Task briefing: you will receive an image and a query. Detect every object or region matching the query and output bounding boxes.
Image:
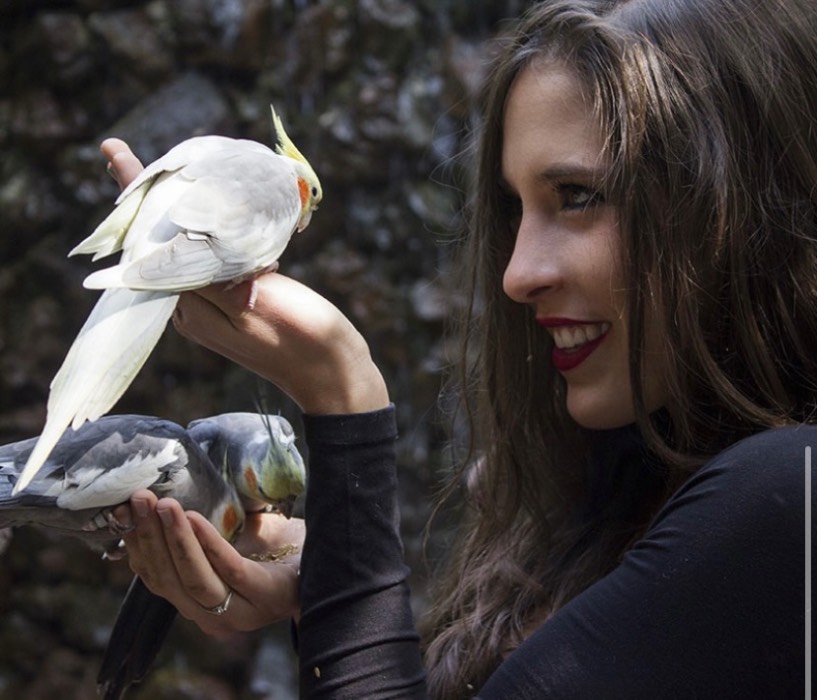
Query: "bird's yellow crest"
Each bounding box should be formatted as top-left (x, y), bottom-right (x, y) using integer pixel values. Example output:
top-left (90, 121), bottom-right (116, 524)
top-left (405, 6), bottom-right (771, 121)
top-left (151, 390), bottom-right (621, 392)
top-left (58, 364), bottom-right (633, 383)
top-left (271, 105), bottom-right (312, 169)
top-left (269, 104), bottom-right (322, 228)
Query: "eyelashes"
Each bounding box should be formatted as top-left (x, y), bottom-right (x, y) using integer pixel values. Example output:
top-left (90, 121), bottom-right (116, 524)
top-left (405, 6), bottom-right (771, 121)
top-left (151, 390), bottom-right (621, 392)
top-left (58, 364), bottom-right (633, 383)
top-left (496, 181), bottom-right (605, 226)
top-left (554, 182), bottom-right (605, 211)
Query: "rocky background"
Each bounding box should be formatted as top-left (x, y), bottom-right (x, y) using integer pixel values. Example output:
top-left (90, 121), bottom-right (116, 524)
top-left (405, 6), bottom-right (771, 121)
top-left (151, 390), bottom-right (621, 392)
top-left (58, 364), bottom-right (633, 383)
top-left (0, 0), bottom-right (534, 697)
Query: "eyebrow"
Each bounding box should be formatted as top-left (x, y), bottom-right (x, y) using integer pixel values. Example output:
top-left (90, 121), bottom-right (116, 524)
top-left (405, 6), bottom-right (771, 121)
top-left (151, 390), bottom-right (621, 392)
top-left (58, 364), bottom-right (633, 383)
top-left (499, 163), bottom-right (608, 193)
top-left (535, 163), bottom-right (608, 183)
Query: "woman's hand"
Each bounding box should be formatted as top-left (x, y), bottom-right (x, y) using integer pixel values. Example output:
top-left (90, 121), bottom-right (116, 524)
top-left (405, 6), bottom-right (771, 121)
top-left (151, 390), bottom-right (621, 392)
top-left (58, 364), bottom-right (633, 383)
top-left (173, 274), bottom-right (389, 414)
top-left (116, 491), bottom-right (304, 635)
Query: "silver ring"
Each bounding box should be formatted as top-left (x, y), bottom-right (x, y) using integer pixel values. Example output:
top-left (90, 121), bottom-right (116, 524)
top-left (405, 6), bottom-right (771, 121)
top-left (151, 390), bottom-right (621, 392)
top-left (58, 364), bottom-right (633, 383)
top-left (200, 588), bottom-right (233, 615)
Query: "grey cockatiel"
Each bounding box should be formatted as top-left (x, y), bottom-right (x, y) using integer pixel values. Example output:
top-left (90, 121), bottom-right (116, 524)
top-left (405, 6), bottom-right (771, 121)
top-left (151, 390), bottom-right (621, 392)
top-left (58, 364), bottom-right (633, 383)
top-left (0, 415), bottom-right (241, 555)
top-left (0, 411), bottom-right (306, 699)
top-left (14, 106), bottom-right (322, 495)
top-left (0, 412), bottom-right (305, 548)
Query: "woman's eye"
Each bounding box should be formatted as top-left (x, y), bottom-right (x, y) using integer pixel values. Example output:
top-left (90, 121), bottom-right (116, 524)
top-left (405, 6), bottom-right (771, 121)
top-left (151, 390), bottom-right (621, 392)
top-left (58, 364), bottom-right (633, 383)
top-left (557, 183), bottom-right (603, 211)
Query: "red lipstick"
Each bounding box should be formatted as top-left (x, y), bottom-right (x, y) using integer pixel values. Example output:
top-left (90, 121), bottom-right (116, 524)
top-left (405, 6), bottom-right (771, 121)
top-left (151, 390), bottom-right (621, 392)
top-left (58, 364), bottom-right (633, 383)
top-left (536, 318), bottom-right (610, 372)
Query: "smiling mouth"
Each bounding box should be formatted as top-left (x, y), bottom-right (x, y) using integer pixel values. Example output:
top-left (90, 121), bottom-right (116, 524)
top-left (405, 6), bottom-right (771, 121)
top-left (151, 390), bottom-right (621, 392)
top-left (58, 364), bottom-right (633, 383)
top-left (539, 321), bottom-right (611, 372)
top-left (549, 322), bottom-right (610, 350)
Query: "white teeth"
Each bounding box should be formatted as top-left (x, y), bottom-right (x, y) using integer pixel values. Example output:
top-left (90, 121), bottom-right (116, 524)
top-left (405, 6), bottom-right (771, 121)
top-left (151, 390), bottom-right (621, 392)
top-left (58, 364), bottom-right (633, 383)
top-left (549, 322), bottom-right (610, 350)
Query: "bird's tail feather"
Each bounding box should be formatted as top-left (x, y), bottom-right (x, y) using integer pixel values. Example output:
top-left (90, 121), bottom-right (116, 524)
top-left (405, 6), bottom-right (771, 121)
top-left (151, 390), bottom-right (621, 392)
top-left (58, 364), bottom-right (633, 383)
top-left (13, 288), bottom-right (178, 494)
top-left (98, 576), bottom-right (178, 700)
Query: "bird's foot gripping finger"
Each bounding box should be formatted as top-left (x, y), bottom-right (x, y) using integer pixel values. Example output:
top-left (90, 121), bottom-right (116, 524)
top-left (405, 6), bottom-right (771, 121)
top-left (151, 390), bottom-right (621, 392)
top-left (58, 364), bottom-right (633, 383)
top-left (82, 508), bottom-right (135, 536)
top-left (224, 262), bottom-right (279, 291)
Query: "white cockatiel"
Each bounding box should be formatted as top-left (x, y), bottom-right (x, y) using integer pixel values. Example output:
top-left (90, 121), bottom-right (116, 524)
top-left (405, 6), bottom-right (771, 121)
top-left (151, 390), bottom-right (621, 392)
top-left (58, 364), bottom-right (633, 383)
top-left (14, 106), bottom-right (321, 495)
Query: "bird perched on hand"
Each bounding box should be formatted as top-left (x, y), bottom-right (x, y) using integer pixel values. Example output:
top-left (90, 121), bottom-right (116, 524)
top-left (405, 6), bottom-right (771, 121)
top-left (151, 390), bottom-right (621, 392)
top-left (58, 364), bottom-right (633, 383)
top-left (0, 414), bottom-right (241, 556)
top-left (0, 411), bottom-right (306, 699)
top-left (14, 105), bottom-right (322, 495)
top-left (0, 411), bottom-right (305, 550)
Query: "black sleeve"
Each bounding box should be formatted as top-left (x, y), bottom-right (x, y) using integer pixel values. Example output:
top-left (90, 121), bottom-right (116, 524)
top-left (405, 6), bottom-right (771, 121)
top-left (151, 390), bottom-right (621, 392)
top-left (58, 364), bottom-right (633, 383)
top-left (297, 410), bottom-right (808, 700)
top-left (476, 426), bottom-right (809, 699)
top-left (297, 406), bottom-right (427, 699)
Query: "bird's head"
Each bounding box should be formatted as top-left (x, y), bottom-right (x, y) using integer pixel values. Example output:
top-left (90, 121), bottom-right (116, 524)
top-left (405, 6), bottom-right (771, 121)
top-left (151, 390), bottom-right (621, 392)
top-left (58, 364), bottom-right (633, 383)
top-left (270, 104), bottom-right (322, 233)
top-left (247, 413), bottom-right (306, 518)
top-left (189, 412), bottom-right (306, 518)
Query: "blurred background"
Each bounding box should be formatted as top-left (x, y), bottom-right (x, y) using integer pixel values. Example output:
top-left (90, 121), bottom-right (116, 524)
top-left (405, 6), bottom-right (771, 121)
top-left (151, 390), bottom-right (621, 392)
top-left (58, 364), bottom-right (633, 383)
top-left (0, 0), bottom-right (533, 697)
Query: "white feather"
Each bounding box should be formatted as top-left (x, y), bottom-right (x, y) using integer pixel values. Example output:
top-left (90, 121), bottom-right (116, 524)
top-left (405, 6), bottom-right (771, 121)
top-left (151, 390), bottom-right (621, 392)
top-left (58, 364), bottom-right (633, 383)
top-left (56, 441), bottom-right (181, 511)
top-left (15, 289), bottom-right (178, 492)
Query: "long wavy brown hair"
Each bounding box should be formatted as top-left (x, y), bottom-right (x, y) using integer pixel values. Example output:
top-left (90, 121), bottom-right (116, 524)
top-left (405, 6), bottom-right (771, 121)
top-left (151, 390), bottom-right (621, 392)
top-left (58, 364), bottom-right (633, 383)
top-left (421, 0), bottom-right (817, 697)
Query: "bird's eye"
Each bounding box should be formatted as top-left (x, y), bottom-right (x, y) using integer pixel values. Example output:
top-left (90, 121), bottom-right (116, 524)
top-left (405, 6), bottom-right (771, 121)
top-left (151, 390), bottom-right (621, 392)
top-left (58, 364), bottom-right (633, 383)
top-left (311, 187), bottom-right (319, 198)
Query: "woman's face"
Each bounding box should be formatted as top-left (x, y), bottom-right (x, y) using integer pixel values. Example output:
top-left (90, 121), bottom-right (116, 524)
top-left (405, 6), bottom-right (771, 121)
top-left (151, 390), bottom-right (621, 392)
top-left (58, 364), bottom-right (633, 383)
top-left (501, 63), bottom-right (668, 429)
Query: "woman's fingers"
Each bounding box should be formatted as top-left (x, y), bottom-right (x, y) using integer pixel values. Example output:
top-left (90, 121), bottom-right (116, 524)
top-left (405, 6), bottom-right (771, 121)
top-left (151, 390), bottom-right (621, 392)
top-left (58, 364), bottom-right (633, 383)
top-left (120, 491), bottom-right (182, 596)
top-left (123, 493), bottom-right (240, 627)
top-left (152, 500), bottom-right (234, 614)
top-left (121, 492), bottom-right (179, 588)
top-left (100, 137), bottom-right (144, 189)
top-left (233, 511), bottom-right (305, 559)
top-left (188, 512), bottom-right (301, 621)
top-left (121, 491), bottom-right (302, 634)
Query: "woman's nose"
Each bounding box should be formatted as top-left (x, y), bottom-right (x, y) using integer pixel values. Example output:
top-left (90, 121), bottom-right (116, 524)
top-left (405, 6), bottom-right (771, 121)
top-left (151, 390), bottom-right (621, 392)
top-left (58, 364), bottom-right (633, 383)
top-left (502, 216), bottom-right (561, 304)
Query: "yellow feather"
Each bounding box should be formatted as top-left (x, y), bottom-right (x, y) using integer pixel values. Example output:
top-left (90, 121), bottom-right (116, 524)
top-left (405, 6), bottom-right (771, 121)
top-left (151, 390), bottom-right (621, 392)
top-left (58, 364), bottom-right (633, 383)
top-left (270, 104), bottom-right (309, 166)
top-left (269, 104), bottom-right (323, 213)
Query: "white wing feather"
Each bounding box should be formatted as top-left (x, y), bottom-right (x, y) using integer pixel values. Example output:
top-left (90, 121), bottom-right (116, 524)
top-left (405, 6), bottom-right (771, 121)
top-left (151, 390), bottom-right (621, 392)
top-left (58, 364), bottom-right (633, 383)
top-left (15, 288), bottom-right (178, 493)
top-left (56, 440), bottom-right (181, 511)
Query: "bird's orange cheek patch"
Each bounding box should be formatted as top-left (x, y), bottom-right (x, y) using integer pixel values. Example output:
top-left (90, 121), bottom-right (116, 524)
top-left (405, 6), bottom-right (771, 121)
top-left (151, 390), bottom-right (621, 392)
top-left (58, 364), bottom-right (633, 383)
top-left (222, 504), bottom-right (240, 539)
top-left (297, 177), bottom-right (310, 208)
top-left (243, 465), bottom-right (258, 493)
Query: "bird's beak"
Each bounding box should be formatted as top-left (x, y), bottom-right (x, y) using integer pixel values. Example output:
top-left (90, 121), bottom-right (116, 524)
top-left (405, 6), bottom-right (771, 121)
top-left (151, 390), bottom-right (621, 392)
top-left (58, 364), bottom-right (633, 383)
top-left (278, 494), bottom-right (297, 519)
top-left (296, 209), bottom-right (313, 232)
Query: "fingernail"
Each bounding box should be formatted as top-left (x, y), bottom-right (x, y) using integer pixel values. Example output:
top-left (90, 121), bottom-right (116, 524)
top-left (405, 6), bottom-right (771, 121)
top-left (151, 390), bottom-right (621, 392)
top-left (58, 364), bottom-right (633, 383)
top-left (158, 508), bottom-right (174, 527)
top-left (133, 499), bottom-right (148, 518)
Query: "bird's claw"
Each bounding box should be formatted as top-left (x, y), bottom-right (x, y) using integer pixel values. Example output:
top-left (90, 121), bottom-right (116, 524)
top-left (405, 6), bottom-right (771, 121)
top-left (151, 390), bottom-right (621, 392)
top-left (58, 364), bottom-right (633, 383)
top-left (82, 508), bottom-right (134, 536)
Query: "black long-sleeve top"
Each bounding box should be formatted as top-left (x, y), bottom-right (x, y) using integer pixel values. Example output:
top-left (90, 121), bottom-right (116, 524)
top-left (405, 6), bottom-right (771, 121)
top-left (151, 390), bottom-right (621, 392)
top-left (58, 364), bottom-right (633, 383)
top-left (298, 406), bottom-right (809, 698)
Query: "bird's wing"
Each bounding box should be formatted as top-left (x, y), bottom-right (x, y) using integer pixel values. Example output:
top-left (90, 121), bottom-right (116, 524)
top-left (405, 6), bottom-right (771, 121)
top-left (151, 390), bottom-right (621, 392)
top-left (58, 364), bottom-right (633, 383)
top-left (69, 135), bottom-right (240, 262)
top-left (69, 180), bottom-right (152, 261)
top-left (170, 145), bottom-right (300, 245)
top-left (82, 147), bottom-right (302, 292)
top-left (83, 232), bottom-right (224, 292)
top-left (56, 433), bottom-right (184, 511)
top-left (0, 440), bottom-right (45, 506)
top-left (3, 416), bottom-right (185, 509)
top-left (114, 135), bottom-right (241, 205)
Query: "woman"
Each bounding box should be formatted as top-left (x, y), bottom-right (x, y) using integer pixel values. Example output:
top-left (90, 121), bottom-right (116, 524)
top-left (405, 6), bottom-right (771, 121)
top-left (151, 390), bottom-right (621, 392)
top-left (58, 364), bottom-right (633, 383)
top-left (114, 0), bottom-right (813, 696)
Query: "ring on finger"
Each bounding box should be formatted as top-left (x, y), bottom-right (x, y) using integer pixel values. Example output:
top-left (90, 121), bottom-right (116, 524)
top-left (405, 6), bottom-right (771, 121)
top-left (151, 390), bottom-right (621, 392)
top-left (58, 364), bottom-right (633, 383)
top-left (199, 587), bottom-right (233, 616)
